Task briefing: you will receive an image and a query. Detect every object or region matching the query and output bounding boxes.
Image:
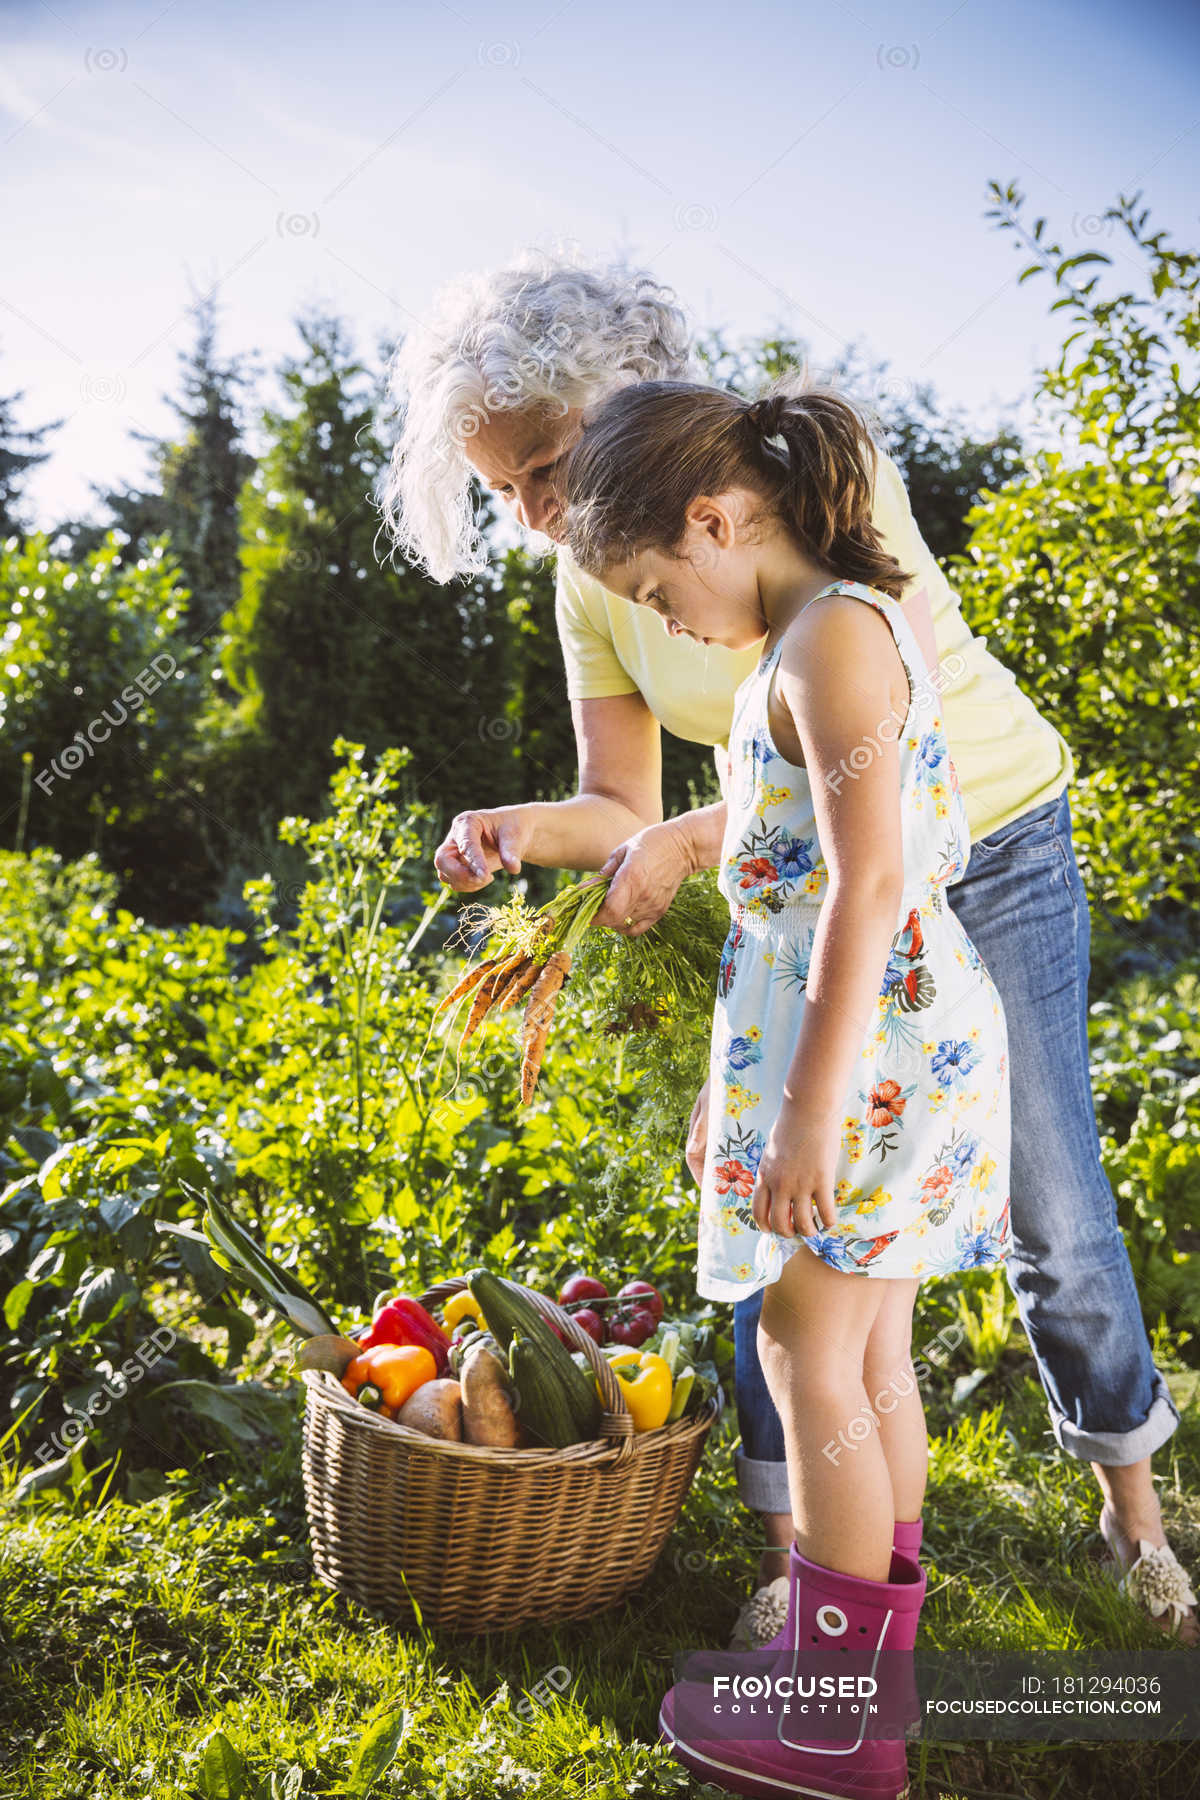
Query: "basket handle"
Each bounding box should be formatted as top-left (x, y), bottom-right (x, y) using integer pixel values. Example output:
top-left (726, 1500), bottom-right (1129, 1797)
top-left (416, 1274), bottom-right (634, 1438)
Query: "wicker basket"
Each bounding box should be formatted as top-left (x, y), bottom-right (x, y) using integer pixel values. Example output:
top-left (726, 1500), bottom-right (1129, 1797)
top-left (301, 1274), bottom-right (719, 1629)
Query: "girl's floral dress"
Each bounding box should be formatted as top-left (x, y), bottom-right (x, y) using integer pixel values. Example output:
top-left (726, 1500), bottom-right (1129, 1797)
top-left (697, 579), bottom-right (1011, 1297)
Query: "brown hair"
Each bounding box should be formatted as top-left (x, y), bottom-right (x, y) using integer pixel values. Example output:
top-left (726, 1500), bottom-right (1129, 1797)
top-left (563, 378), bottom-right (914, 600)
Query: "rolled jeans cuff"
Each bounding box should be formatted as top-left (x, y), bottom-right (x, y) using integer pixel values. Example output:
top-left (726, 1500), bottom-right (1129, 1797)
top-left (1050, 1369), bottom-right (1181, 1467)
top-left (736, 1444), bottom-right (792, 1515)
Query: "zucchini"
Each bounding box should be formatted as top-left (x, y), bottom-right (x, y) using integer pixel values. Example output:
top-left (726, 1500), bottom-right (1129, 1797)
top-left (508, 1332), bottom-right (581, 1448)
top-left (466, 1269), bottom-right (601, 1439)
top-left (448, 1327), bottom-right (499, 1379)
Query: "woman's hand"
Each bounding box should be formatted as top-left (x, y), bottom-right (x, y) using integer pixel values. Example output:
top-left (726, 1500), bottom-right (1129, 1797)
top-left (593, 820), bottom-right (695, 936)
top-left (750, 1104), bottom-right (841, 1240)
top-left (685, 1078), bottom-right (710, 1186)
top-left (434, 808), bottom-right (534, 892)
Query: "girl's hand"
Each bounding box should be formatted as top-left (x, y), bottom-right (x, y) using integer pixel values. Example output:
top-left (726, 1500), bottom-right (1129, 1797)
top-left (434, 808), bottom-right (533, 891)
top-left (593, 821), bottom-right (694, 936)
top-left (751, 1105), bottom-right (841, 1239)
top-left (685, 1078), bottom-right (710, 1186)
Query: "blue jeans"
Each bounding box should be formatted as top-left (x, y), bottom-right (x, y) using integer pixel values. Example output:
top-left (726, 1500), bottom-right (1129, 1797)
top-left (733, 787), bottom-right (1181, 1515)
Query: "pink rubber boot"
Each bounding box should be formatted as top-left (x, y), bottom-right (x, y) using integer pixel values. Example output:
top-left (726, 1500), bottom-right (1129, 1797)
top-left (891, 1518), bottom-right (923, 1564)
top-left (685, 1518), bottom-right (924, 1681)
top-left (660, 1540), bottom-right (927, 1800)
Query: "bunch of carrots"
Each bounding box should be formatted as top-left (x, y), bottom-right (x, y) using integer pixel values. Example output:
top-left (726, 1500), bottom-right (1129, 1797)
top-left (434, 877), bottom-right (609, 1103)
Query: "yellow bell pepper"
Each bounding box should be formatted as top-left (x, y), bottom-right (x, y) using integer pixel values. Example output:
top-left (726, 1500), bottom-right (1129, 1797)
top-left (604, 1349), bottom-right (674, 1433)
top-left (443, 1290), bottom-right (487, 1332)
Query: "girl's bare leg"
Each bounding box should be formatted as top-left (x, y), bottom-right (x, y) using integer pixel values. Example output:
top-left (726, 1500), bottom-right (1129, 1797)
top-left (863, 1276), bottom-right (926, 1526)
top-left (758, 1247), bottom-right (896, 1582)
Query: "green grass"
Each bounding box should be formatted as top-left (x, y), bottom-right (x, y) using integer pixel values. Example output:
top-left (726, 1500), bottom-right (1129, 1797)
top-left (1, 1355), bottom-right (1197, 1800)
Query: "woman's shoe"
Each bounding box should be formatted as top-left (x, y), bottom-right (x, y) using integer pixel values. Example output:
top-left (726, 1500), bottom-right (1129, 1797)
top-left (660, 1540), bottom-right (927, 1800)
top-left (1099, 1504), bottom-right (1198, 1645)
top-left (729, 1573), bottom-right (792, 1653)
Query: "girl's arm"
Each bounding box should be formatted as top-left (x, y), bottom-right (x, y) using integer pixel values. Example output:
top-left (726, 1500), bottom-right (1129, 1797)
top-left (751, 596), bottom-right (907, 1240)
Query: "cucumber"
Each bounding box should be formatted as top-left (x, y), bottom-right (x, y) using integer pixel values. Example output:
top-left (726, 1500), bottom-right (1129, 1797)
top-left (467, 1269), bottom-right (601, 1439)
top-left (509, 1332), bottom-right (582, 1448)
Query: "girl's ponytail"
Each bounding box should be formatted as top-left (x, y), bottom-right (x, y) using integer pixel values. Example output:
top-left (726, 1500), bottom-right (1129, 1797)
top-left (565, 377), bottom-right (914, 601)
top-left (742, 387), bottom-right (912, 598)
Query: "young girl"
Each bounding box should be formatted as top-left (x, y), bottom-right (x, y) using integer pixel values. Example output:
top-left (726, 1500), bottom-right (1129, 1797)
top-left (564, 380), bottom-right (1012, 1800)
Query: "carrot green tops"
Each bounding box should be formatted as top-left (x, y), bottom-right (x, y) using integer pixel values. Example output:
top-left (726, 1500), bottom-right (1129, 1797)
top-left (554, 450), bottom-right (1072, 841)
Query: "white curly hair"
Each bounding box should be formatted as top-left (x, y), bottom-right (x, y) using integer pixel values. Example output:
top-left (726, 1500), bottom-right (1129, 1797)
top-left (374, 249), bottom-right (694, 584)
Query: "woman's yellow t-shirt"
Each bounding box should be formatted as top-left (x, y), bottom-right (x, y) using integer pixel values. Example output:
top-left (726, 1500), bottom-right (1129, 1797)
top-left (554, 451), bottom-right (1072, 843)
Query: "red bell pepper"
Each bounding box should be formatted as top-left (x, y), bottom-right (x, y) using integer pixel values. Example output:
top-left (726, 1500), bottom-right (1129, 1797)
top-left (360, 1295), bottom-right (451, 1372)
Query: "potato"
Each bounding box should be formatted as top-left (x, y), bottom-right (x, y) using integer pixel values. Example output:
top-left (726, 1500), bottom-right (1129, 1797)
top-left (461, 1343), bottom-right (525, 1448)
top-left (394, 1377), bottom-right (463, 1441)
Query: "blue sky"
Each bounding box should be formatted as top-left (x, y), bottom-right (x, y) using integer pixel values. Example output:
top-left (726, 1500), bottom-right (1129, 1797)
top-left (4, 0), bottom-right (1198, 530)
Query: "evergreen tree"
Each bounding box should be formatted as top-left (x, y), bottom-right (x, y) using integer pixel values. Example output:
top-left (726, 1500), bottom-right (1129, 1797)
top-left (499, 545), bottom-right (574, 800)
top-left (220, 310), bottom-right (517, 837)
top-left (57, 486), bottom-right (171, 564)
top-left (0, 364), bottom-right (61, 539)
top-left (88, 291), bottom-right (255, 647)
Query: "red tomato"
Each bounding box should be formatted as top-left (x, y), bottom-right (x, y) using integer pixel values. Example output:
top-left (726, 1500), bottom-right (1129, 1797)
top-left (617, 1280), bottom-right (664, 1325)
top-left (559, 1274), bottom-right (609, 1307)
top-left (571, 1307), bottom-right (606, 1345)
top-left (609, 1305), bottom-right (657, 1348)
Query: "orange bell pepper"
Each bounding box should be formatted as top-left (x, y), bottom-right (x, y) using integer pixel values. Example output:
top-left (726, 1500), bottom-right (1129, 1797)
top-left (342, 1343), bottom-right (436, 1412)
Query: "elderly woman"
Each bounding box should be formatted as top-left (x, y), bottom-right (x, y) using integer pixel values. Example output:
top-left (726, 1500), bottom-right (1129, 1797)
top-left (378, 253), bottom-right (1196, 1648)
